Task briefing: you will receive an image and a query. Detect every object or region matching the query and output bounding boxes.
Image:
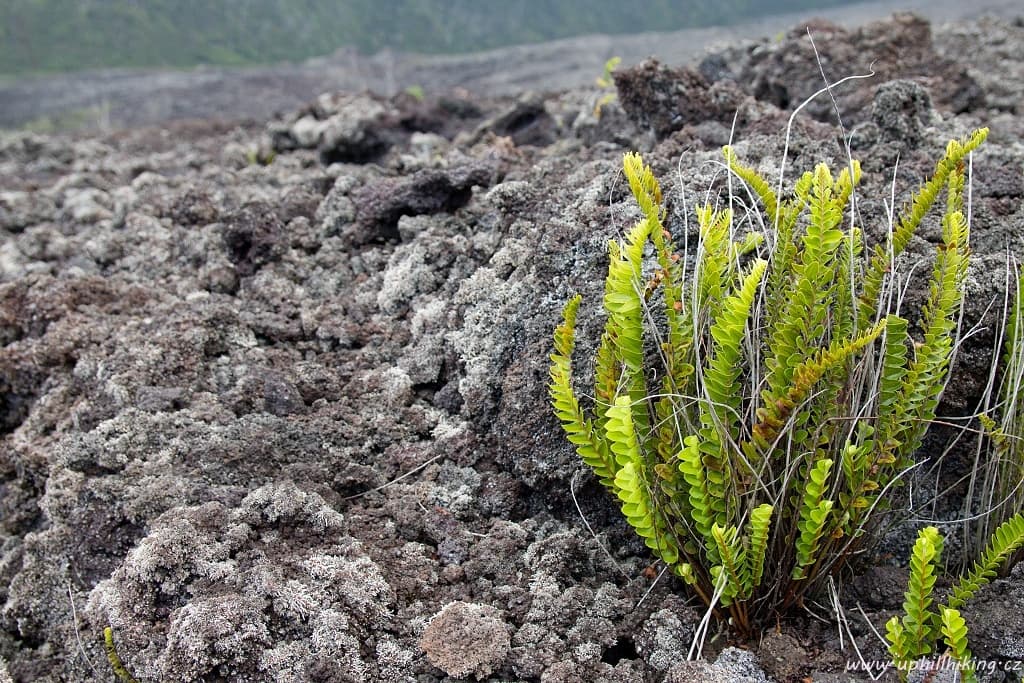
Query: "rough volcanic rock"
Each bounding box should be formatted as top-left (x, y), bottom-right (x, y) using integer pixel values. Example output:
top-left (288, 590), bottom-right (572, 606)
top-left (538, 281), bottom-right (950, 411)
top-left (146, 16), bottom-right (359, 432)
top-left (713, 12), bottom-right (985, 126)
top-left (1, 11), bottom-right (1023, 683)
top-left (350, 162), bottom-right (498, 245)
top-left (268, 92), bottom-right (398, 164)
top-left (848, 78), bottom-right (941, 150)
top-left (84, 482), bottom-right (394, 681)
top-left (613, 59), bottom-right (746, 138)
top-left (664, 648), bottom-right (772, 683)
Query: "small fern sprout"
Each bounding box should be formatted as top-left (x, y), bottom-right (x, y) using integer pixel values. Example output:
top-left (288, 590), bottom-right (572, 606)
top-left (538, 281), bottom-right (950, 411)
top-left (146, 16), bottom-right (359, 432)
top-left (884, 525), bottom-right (944, 681)
top-left (886, 515), bottom-right (1024, 682)
top-left (939, 608), bottom-right (976, 683)
top-left (104, 627), bottom-right (138, 683)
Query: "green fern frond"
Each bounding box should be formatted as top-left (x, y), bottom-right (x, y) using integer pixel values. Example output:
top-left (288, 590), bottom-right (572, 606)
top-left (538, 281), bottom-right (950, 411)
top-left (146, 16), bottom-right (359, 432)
top-left (649, 201), bottom-right (692, 399)
top-left (839, 427), bottom-right (874, 495)
top-left (939, 608), bottom-right (976, 683)
top-left (549, 295), bottom-right (617, 487)
top-left (608, 395), bottom-right (683, 565)
top-left (946, 159), bottom-right (966, 219)
top-left (732, 231), bottom-right (764, 259)
top-left (762, 164), bottom-right (850, 416)
top-left (104, 627), bottom-right (139, 683)
top-left (605, 395), bottom-right (641, 471)
top-left (881, 205), bottom-right (970, 466)
top-left (722, 146), bottom-right (812, 330)
top-left (769, 175), bottom-right (812, 325)
top-left (691, 260), bottom-right (765, 527)
top-left (947, 512), bottom-right (1024, 611)
top-left (593, 332), bottom-right (621, 425)
top-left (615, 460), bottom-right (680, 566)
top-left (833, 160), bottom-right (862, 209)
top-left (901, 526), bottom-right (943, 660)
top-left (604, 225), bottom-right (647, 377)
top-left (679, 434), bottom-right (719, 563)
top-left (790, 319), bottom-right (886, 399)
top-left (878, 315), bottom-right (910, 419)
top-left (711, 523), bottom-right (746, 605)
top-left (623, 151), bottom-right (663, 221)
top-left (604, 219), bottom-right (652, 434)
top-left (704, 259), bottom-right (768, 430)
top-left (885, 615), bottom-right (910, 675)
top-left (792, 458), bottom-right (835, 580)
top-left (653, 396), bottom-right (683, 463)
top-left (695, 205), bottom-right (735, 314)
top-left (805, 163), bottom-right (845, 257)
top-left (858, 128), bottom-right (988, 327)
top-left (744, 504), bottom-right (773, 595)
top-left (723, 145), bottom-right (781, 226)
top-left (837, 428), bottom-right (881, 536)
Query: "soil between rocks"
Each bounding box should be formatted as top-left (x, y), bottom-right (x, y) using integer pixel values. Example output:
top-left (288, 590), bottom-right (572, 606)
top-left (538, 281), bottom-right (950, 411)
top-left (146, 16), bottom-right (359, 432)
top-left (1, 10), bottom-right (1024, 683)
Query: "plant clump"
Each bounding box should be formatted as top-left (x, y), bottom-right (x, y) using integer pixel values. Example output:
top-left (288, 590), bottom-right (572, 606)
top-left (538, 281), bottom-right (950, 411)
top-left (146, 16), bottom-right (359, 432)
top-left (549, 128), bottom-right (988, 637)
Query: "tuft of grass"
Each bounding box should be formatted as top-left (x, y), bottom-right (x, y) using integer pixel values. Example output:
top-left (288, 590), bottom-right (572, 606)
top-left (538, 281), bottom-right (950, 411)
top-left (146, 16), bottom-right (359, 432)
top-left (965, 260), bottom-right (1024, 569)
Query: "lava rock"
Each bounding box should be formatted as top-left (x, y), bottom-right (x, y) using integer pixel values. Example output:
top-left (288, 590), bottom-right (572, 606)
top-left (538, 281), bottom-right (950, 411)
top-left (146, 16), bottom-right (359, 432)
top-left (613, 58), bottom-right (744, 138)
top-left (221, 201), bottom-right (285, 276)
top-left (350, 162), bottom-right (496, 245)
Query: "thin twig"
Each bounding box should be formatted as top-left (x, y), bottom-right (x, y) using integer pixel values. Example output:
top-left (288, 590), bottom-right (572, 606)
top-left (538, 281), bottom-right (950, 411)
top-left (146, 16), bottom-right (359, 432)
top-left (570, 469), bottom-right (628, 579)
top-left (341, 453), bottom-right (444, 501)
top-left (67, 582), bottom-right (102, 680)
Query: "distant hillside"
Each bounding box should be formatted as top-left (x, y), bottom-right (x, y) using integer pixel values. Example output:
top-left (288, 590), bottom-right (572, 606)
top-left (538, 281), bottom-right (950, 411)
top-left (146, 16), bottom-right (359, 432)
top-left (0, 0), bottom-right (863, 76)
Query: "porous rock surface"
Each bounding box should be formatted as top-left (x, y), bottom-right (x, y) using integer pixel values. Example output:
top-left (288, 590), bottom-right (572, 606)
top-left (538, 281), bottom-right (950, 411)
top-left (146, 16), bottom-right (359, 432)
top-left (2, 12), bottom-right (1024, 683)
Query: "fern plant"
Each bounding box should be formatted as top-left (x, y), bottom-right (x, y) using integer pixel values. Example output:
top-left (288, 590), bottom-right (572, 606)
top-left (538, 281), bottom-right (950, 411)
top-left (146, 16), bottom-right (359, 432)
top-left (594, 55), bottom-right (621, 118)
top-left (550, 129), bottom-right (988, 636)
top-left (886, 514), bottom-right (1024, 683)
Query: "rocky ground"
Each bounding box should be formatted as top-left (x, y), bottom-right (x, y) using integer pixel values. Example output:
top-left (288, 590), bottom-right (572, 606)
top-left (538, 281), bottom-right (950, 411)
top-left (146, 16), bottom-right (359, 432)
top-left (1, 10), bottom-right (1024, 683)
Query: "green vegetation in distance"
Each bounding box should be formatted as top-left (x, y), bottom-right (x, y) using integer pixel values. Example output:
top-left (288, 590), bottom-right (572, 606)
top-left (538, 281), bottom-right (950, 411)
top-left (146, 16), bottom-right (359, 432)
top-left (11, 103), bottom-right (110, 134)
top-left (1, 0), bottom-right (861, 76)
top-left (593, 56), bottom-right (621, 118)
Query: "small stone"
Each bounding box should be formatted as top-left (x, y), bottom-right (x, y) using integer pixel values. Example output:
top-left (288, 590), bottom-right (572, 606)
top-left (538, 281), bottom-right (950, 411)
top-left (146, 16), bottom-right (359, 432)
top-left (420, 601), bottom-right (510, 680)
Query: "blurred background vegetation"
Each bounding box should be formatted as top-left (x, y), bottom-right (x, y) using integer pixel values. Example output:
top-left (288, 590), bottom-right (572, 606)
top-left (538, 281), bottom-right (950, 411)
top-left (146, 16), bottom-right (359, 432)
top-left (1, 0), bottom-right (860, 76)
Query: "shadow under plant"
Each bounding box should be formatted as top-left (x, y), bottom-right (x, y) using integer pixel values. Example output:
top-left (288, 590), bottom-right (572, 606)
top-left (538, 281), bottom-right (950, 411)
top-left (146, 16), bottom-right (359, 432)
top-left (1, 11), bottom-right (1024, 683)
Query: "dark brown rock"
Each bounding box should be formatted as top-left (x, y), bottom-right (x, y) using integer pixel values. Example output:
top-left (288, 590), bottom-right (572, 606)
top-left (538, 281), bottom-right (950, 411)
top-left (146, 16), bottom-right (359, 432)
top-left (613, 58), bottom-right (745, 138)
